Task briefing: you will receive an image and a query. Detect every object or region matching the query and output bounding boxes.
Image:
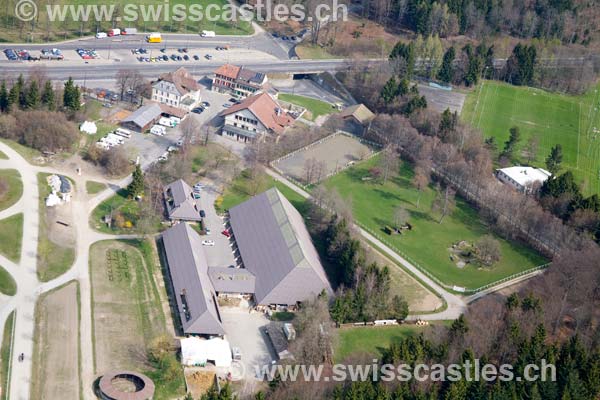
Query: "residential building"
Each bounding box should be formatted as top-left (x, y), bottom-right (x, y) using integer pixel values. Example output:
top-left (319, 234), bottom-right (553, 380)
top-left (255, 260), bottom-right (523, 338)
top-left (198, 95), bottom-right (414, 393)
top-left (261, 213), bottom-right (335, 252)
top-left (120, 103), bottom-right (162, 132)
top-left (220, 92), bottom-right (295, 143)
top-left (163, 179), bottom-right (202, 221)
top-left (212, 64), bottom-right (267, 99)
top-left (152, 67), bottom-right (201, 111)
top-left (496, 166), bottom-right (552, 193)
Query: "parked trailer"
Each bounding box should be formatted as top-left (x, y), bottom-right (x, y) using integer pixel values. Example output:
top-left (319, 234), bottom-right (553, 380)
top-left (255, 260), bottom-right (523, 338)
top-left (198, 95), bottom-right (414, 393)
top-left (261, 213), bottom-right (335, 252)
top-left (108, 28), bottom-right (121, 37)
top-left (150, 125), bottom-right (166, 136)
top-left (158, 117), bottom-right (176, 128)
top-left (114, 128), bottom-right (132, 138)
top-left (122, 28), bottom-right (138, 35)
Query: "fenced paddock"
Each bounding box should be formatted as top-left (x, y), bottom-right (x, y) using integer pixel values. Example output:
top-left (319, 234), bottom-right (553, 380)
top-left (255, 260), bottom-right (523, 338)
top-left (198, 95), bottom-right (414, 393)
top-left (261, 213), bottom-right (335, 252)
top-left (272, 132), bottom-right (379, 185)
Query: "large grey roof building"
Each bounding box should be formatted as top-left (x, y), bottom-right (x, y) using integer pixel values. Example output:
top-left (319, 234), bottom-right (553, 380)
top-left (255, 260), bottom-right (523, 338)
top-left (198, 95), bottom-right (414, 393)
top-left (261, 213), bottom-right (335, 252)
top-left (121, 103), bottom-right (162, 132)
top-left (162, 223), bottom-right (224, 336)
top-left (228, 188), bottom-right (332, 305)
top-left (163, 179), bottom-right (202, 221)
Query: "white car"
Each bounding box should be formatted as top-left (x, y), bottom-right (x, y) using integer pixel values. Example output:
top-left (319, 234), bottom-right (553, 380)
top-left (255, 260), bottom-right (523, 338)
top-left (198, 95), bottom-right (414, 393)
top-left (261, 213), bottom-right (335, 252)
top-left (202, 240), bottom-right (215, 246)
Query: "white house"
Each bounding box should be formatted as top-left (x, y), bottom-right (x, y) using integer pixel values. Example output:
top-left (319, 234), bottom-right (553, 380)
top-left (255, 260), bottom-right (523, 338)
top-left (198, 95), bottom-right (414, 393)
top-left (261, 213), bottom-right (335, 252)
top-left (496, 166), bottom-right (552, 193)
top-left (79, 121), bottom-right (97, 135)
top-left (152, 67), bottom-right (201, 111)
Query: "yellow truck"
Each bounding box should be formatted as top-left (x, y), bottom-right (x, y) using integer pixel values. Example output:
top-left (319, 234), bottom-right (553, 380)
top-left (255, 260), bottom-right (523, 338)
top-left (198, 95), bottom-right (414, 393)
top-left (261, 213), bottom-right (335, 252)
top-left (146, 32), bottom-right (162, 43)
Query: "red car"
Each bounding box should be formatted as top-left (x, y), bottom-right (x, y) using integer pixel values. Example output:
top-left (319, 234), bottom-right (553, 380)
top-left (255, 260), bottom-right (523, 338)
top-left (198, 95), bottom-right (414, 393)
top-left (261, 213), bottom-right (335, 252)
top-left (221, 229), bottom-right (231, 238)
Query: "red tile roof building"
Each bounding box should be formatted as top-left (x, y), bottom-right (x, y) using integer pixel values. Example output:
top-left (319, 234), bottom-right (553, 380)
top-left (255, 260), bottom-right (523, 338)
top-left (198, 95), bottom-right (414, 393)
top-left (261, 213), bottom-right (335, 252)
top-left (212, 64), bottom-right (267, 99)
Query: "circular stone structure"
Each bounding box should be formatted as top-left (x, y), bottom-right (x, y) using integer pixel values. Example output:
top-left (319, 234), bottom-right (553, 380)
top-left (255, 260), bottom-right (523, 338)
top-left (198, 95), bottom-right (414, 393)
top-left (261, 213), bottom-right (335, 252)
top-left (98, 371), bottom-right (155, 400)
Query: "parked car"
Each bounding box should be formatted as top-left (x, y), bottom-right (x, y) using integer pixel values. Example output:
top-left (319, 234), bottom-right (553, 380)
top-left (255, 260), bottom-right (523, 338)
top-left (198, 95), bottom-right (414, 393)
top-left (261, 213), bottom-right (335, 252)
top-left (202, 240), bottom-right (215, 246)
top-left (223, 103), bottom-right (232, 108)
top-left (232, 347), bottom-right (242, 360)
top-left (199, 210), bottom-right (206, 218)
top-left (191, 107), bottom-right (204, 114)
top-left (193, 54), bottom-right (200, 60)
top-left (183, 55), bottom-right (189, 61)
top-left (202, 101), bottom-right (211, 108)
top-left (205, 228), bottom-right (211, 235)
top-left (221, 229), bottom-right (231, 238)
top-left (205, 54), bottom-right (213, 60)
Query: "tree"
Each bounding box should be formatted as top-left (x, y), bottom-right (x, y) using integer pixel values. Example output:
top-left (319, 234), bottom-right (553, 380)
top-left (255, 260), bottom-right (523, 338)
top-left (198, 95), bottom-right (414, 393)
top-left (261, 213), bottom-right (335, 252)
top-left (502, 126), bottom-right (521, 158)
top-left (393, 206), bottom-right (410, 229)
top-left (127, 164), bottom-right (145, 198)
top-left (437, 46), bottom-right (456, 83)
top-left (380, 77), bottom-right (399, 104)
top-left (431, 184), bottom-right (456, 223)
top-left (412, 166), bottom-right (430, 208)
top-left (391, 295), bottom-right (409, 321)
top-left (379, 145), bottom-right (400, 183)
top-left (546, 144), bottom-right (563, 174)
top-left (524, 135), bottom-right (540, 164)
top-left (475, 234), bottom-right (502, 266)
top-left (0, 81), bottom-right (8, 113)
top-left (41, 81), bottom-right (55, 110)
top-left (63, 77), bottom-right (80, 112)
top-left (25, 80), bottom-right (40, 109)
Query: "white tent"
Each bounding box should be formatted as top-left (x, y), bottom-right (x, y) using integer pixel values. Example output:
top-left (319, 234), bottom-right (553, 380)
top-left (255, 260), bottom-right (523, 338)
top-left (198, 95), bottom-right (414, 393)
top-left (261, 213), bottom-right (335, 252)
top-left (80, 121), bottom-right (98, 135)
top-left (180, 337), bottom-right (232, 368)
top-left (45, 192), bottom-right (62, 207)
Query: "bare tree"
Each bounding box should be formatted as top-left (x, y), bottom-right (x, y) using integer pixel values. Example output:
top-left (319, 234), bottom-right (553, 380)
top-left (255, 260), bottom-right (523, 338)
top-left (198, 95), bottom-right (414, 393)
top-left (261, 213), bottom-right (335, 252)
top-left (379, 145), bottom-right (400, 183)
top-left (475, 235), bottom-right (502, 266)
top-left (393, 206), bottom-right (410, 229)
top-left (431, 184), bottom-right (456, 224)
top-left (412, 166), bottom-right (430, 208)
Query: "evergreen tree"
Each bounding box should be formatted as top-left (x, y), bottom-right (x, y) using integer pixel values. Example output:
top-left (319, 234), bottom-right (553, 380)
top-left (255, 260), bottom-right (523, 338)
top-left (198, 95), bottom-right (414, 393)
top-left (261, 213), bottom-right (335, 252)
top-left (7, 84), bottom-right (18, 110)
top-left (41, 81), bottom-right (55, 110)
top-left (25, 80), bottom-right (40, 109)
top-left (0, 81), bottom-right (8, 113)
top-left (381, 77), bottom-right (399, 104)
top-left (437, 46), bottom-right (456, 83)
top-left (63, 77), bottom-right (81, 112)
top-left (546, 144), bottom-right (564, 174)
top-left (501, 126), bottom-right (521, 158)
top-left (127, 164), bottom-right (145, 198)
top-left (15, 74), bottom-right (26, 109)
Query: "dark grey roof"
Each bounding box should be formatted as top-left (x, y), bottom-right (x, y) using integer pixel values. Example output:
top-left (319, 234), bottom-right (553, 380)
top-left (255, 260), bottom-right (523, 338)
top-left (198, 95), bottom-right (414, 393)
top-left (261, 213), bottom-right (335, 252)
top-left (122, 103), bottom-right (162, 128)
top-left (208, 267), bottom-right (256, 294)
top-left (59, 176), bottom-right (71, 193)
top-left (237, 67), bottom-right (266, 86)
top-left (265, 322), bottom-right (292, 360)
top-left (164, 179), bottom-right (202, 221)
top-left (228, 188), bottom-right (332, 305)
top-left (162, 223), bottom-right (224, 336)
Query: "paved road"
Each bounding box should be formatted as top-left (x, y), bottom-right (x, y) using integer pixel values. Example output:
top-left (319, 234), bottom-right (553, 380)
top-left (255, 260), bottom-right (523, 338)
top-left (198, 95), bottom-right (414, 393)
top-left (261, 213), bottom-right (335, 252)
top-left (0, 58), bottom-right (372, 80)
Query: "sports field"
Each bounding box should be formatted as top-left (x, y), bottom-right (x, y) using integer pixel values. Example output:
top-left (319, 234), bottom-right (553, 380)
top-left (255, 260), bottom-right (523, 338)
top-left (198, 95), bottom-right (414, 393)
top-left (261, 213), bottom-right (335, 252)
top-left (462, 80), bottom-right (600, 194)
top-left (0, 0), bottom-right (252, 42)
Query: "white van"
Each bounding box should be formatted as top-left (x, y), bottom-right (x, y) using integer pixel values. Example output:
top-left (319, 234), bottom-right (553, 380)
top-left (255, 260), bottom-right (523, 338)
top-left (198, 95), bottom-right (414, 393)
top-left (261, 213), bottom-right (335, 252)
top-left (150, 125), bottom-right (166, 136)
top-left (96, 32), bottom-right (107, 39)
top-left (158, 117), bottom-right (176, 128)
top-left (201, 30), bottom-right (216, 37)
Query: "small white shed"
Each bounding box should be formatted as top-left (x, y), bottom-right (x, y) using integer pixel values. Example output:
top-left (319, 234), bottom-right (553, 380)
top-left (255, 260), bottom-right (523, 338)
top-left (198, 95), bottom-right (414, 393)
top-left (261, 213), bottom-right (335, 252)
top-left (180, 337), bottom-right (232, 368)
top-left (80, 121), bottom-right (98, 135)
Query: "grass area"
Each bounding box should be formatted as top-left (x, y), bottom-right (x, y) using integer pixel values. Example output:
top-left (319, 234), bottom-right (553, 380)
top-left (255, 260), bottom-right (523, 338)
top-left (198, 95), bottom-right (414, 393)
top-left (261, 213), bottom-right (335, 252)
top-left (89, 240), bottom-right (185, 399)
top-left (85, 181), bottom-right (107, 195)
top-left (37, 173), bottom-right (75, 282)
top-left (0, 140), bottom-right (42, 164)
top-left (295, 45), bottom-right (339, 60)
top-left (278, 93), bottom-right (339, 121)
top-left (0, 266), bottom-right (16, 296)
top-left (0, 214), bottom-right (23, 263)
top-left (324, 157), bottom-right (547, 289)
top-left (0, 311), bottom-right (14, 400)
top-left (30, 281), bottom-right (80, 400)
top-left (0, 151), bottom-right (6, 160)
top-left (0, 0), bottom-right (252, 42)
top-left (462, 80), bottom-right (600, 195)
top-left (218, 170), bottom-right (308, 214)
top-left (271, 311), bottom-right (295, 321)
top-left (336, 324), bottom-right (433, 362)
top-left (90, 189), bottom-right (154, 234)
top-left (0, 169), bottom-right (23, 212)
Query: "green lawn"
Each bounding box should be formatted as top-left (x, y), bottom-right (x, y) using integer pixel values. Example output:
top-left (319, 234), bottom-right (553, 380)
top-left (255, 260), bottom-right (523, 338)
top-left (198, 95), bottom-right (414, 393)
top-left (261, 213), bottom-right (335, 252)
top-left (0, 266), bottom-right (16, 296)
top-left (324, 157), bottom-right (547, 290)
top-left (278, 93), bottom-right (338, 121)
top-left (0, 140), bottom-right (42, 164)
top-left (218, 170), bottom-right (308, 214)
top-left (0, 214), bottom-right (23, 263)
top-left (462, 80), bottom-right (600, 195)
top-left (90, 189), bottom-right (152, 234)
top-left (0, 151), bottom-right (6, 160)
top-left (0, 311), bottom-right (15, 400)
top-left (37, 174), bottom-right (75, 282)
top-left (295, 45), bottom-right (339, 60)
top-left (85, 181), bottom-right (107, 195)
top-left (0, 0), bottom-right (252, 42)
top-left (0, 169), bottom-right (23, 212)
top-left (336, 325), bottom-right (432, 361)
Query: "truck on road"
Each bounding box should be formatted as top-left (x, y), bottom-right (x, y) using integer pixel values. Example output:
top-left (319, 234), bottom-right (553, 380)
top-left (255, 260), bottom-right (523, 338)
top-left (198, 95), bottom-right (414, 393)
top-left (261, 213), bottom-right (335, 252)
top-left (146, 32), bottom-right (162, 43)
top-left (201, 30), bottom-right (216, 37)
top-left (123, 28), bottom-right (138, 35)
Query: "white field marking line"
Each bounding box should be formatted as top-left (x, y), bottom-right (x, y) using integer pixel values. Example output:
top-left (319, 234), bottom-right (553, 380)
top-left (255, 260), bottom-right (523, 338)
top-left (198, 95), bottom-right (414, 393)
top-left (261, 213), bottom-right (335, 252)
top-left (470, 81), bottom-right (485, 128)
